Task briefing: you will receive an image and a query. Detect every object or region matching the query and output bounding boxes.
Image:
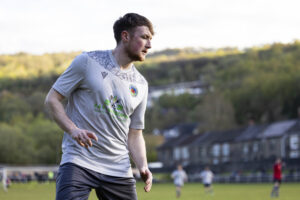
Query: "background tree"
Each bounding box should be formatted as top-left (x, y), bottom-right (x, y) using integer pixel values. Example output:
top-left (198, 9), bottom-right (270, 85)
top-left (191, 90), bottom-right (236, 132)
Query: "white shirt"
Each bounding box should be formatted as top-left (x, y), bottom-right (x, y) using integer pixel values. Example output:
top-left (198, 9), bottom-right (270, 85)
top-left (200, 170), bottom-right (214, 184)
top-left (53, 50), bottom-right (148, 177)
top-left (171, 170), bottom-right (187, 186)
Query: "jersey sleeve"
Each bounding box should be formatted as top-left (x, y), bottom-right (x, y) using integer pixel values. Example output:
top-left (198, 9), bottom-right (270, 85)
top-left (129, 85), bottom-right (148, 130)
top-left (52, 53), bottom-right (87, 98)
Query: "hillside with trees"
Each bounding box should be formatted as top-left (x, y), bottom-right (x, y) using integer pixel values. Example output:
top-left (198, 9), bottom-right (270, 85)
top-left (0, 40), bottom-right (300, 164)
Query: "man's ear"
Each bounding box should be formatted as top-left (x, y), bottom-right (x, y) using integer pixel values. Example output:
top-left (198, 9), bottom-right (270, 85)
top-left (121, 31), bottom-right (130, 42)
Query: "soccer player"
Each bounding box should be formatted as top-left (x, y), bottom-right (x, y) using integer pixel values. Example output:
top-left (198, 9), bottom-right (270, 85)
top-left (270, 158), bottom-right (283, 198)
top-left (200, 166), bottom-right (214, 195)
top-left (171, 164), bottom-right (188, 198)
top-left (45, 13), bottom-right (154, 200)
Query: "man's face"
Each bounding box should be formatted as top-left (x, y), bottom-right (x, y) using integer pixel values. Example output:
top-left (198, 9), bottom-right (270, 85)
top-left (125, 26), bottom-right (152, 61)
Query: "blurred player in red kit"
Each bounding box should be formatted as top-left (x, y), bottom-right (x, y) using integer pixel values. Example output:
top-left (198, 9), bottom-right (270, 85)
top-left (270, 158), bottom-right (284, 198)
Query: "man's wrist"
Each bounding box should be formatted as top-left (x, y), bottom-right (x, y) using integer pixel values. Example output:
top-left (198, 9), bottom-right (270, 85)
top-left (139, 166), bottom-right (149, 172)
top-left (67, 126), bottom-right (79, 136)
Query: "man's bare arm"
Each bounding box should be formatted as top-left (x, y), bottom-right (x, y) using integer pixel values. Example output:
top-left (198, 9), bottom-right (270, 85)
top-left (44, 88), bottom-right (98, 147)
top-left (128, 128), bottom-right (152, 192)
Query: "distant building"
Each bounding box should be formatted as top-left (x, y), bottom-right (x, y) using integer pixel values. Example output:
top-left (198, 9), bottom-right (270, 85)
top-left (157, 123), bottom-right (198, 167)
top-left (157, 119), bottom-right (300, 173)
top-left (161, 123), bottom-right (198, 139)
top-left (147, 80), bottom-right (208, 107)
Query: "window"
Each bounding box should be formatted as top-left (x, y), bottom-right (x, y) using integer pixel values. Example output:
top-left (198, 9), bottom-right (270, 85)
top-left (253, 142), bottom-right (259, 153)
top-left (242, 144), bottom-right (249, 161)
top-left (290, 151), bottom-right (299, 158)
top-left (213, 158), bottom-right (219, 165)
top-left (289, 135), bottom-right (299, 159)
top-left (243, 144), bottom-right (249, 154)
top-left (182, 147), bottom-right (189, 159)
top-left (290, 135), bottom-right (299, 150)
top-left (212, 144), bottom-right (220, 157)
top-left (173, 148), bottom-right (181, 160)
top-left (222, 143), bottom-right (230, 156)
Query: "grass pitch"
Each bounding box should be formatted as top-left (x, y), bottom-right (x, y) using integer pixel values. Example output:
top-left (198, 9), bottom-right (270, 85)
top-left (0, 182), bottom-right (299, 200)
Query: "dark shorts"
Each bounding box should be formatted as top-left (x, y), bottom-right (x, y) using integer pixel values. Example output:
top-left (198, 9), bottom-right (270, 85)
top-left (56, 163), bottom-right (137, 200)
top-left (204, 183), bottom-right (211, 187)
top-left (273, 178), bottom-right (281, 184)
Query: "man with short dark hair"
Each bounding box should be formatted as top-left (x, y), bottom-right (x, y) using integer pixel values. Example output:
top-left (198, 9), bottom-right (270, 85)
top-left (45, 13), bottom-right (154, 200)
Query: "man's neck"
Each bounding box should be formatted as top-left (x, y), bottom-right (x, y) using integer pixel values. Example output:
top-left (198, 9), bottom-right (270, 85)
top-left (112, 47), bottom-right (133, 70)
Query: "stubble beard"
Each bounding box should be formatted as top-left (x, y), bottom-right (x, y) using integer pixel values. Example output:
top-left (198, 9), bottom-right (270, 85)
top-left (126, 47), bottom-right (145, 62)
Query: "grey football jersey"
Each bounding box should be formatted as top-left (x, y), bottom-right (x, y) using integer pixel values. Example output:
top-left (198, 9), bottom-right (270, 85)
top-left (52, 50), bottom-right (148, 177)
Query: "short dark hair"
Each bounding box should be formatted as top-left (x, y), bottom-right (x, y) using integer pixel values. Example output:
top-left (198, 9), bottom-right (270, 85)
top-left (113, 13), bottom-right (154, 44)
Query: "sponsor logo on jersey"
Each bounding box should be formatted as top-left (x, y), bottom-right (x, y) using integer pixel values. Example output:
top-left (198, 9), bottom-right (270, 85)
top-left (94, 95), bottom-right (128, 122)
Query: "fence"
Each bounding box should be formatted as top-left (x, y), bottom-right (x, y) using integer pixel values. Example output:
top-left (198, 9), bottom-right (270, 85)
top-left (189, 172), bottom-right (300, 183)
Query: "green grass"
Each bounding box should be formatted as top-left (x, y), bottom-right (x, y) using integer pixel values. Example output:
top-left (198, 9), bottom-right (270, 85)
top-left (1, 182), bottom-right (299, 200)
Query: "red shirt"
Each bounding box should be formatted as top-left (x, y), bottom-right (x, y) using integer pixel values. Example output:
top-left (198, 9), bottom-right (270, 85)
top-left (273, 163), bottom-right (282, 179)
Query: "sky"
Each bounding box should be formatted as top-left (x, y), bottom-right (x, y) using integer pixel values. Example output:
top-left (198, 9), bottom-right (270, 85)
top-left (1, 0), bottom-right (300, 54)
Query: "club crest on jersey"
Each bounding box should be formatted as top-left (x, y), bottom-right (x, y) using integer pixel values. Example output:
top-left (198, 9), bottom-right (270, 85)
top-left (129, 85), bottom-right (138, 97)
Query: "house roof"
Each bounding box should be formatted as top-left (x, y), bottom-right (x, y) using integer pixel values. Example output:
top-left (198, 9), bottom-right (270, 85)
top-left (190, 131), bottom-right (222, 147)
top-left (213, 128), bottom-right (246, 143)
top-left (177, 133), bottom-right (202, 146)
top-left (158, 123), bottom-right (199, 150)
top-left (162, 122), bottom-right (198, 137)
top-left (172, 123), bottom-right (198, 134)
top-left (157, 133), bottom-right (193, 150)
top-left (235, 124), bottom-right (268, 142)
top-left (286, 119), bottom-right (300, 134)
top-left (259, 119), bottom-right (298, 138)
top-left (189, 128), bottom-right (245, 147)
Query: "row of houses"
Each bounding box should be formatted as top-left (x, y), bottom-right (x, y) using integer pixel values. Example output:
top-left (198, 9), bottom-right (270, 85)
top-left (157, 119), bottom-right (300, 173)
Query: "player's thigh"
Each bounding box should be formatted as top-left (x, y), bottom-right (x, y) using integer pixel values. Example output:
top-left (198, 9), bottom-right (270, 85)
top-left (95, 179), bottom-right (137, 200)
top-left (56, 163), bottom-right (95, 200)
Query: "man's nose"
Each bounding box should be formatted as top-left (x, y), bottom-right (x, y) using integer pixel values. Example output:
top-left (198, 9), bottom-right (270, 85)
top-left (146, 40), bottom-right (151, 49)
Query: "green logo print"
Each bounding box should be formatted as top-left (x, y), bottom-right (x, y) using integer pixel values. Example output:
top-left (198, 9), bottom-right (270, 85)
top-left (94, 95), bottom-right (128, 122)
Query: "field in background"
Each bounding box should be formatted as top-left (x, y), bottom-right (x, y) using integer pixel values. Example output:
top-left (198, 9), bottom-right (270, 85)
top-left (1, 182), bottom-right (300, 200)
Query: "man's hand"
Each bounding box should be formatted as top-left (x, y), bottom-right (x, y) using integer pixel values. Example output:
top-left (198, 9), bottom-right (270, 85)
top-left (140, 167), bottom-right (152, 192)
top-left (70, 128), bottom-right (98, 148)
